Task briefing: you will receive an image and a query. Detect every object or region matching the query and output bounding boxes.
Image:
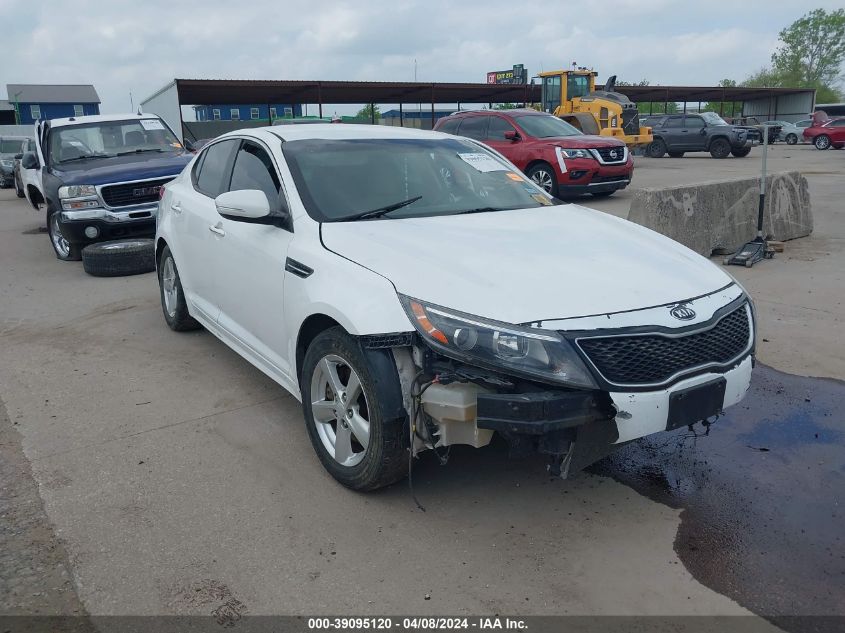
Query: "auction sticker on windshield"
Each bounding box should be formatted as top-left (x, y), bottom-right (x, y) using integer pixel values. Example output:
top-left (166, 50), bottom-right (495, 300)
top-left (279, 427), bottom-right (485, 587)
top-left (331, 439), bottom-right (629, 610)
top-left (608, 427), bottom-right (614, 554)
top-left (458, 152), bottom-right (507, 172)
top-left (139, 119), bottom-right (165, 131)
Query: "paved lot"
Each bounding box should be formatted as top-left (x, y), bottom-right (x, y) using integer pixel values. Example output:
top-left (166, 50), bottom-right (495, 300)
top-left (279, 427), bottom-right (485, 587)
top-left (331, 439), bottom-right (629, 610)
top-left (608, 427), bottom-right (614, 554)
top-left (0, 144), bottom-right (841, 625)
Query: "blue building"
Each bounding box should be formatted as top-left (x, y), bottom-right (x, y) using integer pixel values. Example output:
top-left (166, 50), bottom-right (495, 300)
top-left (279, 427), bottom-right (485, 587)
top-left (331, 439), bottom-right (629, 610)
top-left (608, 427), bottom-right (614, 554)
top-left (193, 103), bottom-right (302, 122)
top-left (6, 84), bottom-right (100, 124)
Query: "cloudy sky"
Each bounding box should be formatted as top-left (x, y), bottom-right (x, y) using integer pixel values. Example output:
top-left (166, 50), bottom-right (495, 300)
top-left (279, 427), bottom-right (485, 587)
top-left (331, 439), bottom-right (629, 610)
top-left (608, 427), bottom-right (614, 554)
top-left (2, 0), bottom-right (844, 114)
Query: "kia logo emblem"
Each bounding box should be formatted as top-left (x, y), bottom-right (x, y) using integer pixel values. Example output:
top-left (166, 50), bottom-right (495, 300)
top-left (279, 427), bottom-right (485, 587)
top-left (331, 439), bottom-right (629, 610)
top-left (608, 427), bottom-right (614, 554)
top-left (670, 305), bottom-right (696, 321)
top-left (609, 149), bottom-right (618, 159)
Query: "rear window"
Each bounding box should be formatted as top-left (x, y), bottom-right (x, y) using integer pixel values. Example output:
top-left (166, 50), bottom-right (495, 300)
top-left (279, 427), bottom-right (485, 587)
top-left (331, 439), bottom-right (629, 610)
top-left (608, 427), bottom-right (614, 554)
top-left (512, 114), bottom-right (580, 138)
top-left (437, 118), bottom-right (460, 135)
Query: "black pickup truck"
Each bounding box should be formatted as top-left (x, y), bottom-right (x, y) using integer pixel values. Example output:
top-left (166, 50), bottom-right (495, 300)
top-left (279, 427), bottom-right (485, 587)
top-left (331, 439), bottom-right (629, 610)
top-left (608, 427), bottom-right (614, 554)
top-left (19, 114), bottom-right (193, 261)
top-left (646, 112), bottom-right (760, 159)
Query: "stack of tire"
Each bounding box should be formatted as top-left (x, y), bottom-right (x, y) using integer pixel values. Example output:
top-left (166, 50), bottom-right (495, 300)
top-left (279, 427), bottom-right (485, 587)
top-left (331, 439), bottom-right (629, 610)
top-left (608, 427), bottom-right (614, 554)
top-left (81, 239), bottom-right (156, 277)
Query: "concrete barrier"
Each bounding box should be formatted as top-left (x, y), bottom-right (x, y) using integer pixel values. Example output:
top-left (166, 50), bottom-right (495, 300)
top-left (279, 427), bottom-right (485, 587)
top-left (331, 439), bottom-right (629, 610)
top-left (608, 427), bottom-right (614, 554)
top-left (627, 171), bottom-right (813, 256)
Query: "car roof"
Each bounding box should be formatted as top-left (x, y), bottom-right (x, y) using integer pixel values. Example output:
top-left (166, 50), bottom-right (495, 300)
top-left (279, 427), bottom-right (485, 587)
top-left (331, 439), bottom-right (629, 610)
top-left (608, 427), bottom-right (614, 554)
top-left (447, 108), bottom-right (545, 118)
top-left (221, 123), bottom-right (455, 143)
top-left (48, 113), bottom-right (163, 128)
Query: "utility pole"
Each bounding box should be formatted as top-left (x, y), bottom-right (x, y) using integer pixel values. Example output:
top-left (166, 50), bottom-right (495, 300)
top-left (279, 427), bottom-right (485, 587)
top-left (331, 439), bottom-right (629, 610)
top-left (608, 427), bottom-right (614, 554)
top-left (12, 90), bottom-right (22, 125)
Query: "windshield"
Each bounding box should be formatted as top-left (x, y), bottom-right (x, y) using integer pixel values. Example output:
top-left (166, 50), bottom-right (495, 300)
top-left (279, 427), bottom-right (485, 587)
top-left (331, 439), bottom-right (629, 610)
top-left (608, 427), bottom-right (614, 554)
top-left (513, 114), bottom-right (581, 138)
top-left (701, 112), bottom-right (728, 126)
top-left (283, 138), bottom-right (553, 222)
top-left (0, 139), bottom-right (26, 154)
top-left (49, 119), bottom-right (182, 164)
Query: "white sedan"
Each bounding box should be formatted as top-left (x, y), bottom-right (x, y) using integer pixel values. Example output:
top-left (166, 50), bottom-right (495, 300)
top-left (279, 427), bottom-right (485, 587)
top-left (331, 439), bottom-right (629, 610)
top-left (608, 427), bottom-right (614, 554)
top-left (156, 124), bottom-right (755, 490)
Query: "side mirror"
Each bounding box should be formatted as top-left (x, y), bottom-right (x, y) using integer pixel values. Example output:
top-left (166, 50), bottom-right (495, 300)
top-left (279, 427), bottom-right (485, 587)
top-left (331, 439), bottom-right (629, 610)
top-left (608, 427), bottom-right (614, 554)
top-left (14, 153), bottom-right (23, 160)
top-left (21, 152), bottom-right (39, 170)
top-left (504, 130), bottom-right (520, 141)
top-left (183, 139), bottom-right (196, 153)
top-left (215, 189), bottom-right (290, 228)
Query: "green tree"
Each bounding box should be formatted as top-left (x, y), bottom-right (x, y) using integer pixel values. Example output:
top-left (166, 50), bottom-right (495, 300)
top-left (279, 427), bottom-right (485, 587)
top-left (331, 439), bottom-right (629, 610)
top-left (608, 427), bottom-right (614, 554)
top-left (702, 79), bottom-right (743, 117)
top-left (616, 79), bottom-right (678, 115)
top-left (493, 103), bottom-right (522, 110)
top-left (772, 8), bottom-right (845, 87)
top-left (355, 104), bottom-right (381, 121)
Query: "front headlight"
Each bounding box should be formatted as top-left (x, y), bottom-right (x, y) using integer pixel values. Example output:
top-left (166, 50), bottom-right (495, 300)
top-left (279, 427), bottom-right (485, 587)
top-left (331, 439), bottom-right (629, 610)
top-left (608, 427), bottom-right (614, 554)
top-left (59, 185), bottom-right (97, 199)
top-left (0, 159), bottom-right (13, 168)
top-left (558, 148), bottom-right (591, 159)
top-left (400, 295), bottom-right (597, 389)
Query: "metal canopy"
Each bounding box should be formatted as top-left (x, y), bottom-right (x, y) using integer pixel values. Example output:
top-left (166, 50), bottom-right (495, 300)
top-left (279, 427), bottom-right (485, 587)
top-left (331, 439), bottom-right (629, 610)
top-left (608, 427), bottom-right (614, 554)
top-left (616, 85), bottom-right (815, 104)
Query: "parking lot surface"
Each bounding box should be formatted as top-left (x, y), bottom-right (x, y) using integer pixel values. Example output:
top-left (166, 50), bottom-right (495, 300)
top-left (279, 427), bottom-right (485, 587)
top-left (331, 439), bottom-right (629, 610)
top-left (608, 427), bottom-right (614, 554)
top-left (0, 144), bottom-right (842, 627)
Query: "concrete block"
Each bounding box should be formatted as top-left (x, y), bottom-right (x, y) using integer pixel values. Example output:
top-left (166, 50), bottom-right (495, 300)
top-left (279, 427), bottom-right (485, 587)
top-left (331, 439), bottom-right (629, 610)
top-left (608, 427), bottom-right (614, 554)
top-left (627, 171), bottom-right (813, 256)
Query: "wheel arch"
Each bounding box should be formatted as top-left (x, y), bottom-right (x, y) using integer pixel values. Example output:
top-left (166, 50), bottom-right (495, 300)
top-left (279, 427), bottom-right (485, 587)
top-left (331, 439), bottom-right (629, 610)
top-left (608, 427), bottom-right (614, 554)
top-left (525, 158), bottom-right (555, 174)
top-left (296, 314), bottom-right (344, 383)
top-left (26, 184), bottom-right (44, 209)
top-left (706, 134), bottom-right (730, 149)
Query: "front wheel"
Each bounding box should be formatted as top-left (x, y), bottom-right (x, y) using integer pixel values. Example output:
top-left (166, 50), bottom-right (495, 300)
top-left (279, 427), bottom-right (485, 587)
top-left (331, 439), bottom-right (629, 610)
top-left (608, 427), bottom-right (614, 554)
top-left (157, 245), bottom-right (201, 331)
top-left (525, 163), bottom-right (558, 197)
top-left (814, 135), bottom-right (831, 150)
top-left (301, 327), bottom-right (408, 491)
top-left (647, 139), bottom-right (667, 158)
top-left (709, 138), bottom-right (731, 159)
top-left (786, 134), bottom-right (798, 145)
top-left (14, 174), bottom-right (24, 198)
top-left (47, 208), bottom-right (81, 261)
top-left (731, 147), bottom-right (752, 158)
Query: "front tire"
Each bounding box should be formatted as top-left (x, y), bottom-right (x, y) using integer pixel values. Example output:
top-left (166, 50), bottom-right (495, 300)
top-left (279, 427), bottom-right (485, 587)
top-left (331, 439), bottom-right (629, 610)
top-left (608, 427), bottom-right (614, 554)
top-left (47, 207), bottom-right (81, 261)
top-left (814, 135), bottom-right (831, 150)
top-left (157, 245), bottom-right (201, 331)
top-left (647, 139), bottom-right (667, 158)
top-left (731, 147), bottom-right (752, 158)
top-left (786, 134), bottom-right (798, 145)
top-left (709, 138), bottom-right (731, 159)
top-left (301, 327), bottom-right (408, 491)
top-left (14, 174), bottom-right (24, 198)
top-left (525, 163), bottom-right (558, 197)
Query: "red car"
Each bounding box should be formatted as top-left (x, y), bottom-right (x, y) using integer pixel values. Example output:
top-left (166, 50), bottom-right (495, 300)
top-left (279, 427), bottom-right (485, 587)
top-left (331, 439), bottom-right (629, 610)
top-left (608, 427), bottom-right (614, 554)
top-left (434, 109), bottom-right (633, 198)
top-left (803, 118), bottom-right (845, 150)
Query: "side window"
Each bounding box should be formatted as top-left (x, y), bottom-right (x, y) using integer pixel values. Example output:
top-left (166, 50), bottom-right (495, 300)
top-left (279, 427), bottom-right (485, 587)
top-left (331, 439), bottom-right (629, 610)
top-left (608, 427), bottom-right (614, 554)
top-left (228, 141), bottom-right (282, 210)
top-left (830, 119), bottom-right (845, 127)
top-left (665, 117), bottom-right (684, 128)
top-left (457, 116), bottom-right (489, 140)
top-left (487, 116), bottom-right (516, 140)
top-left (437, 118), bottom-right (460, 135)
top-left (684, 116), bottom-right (705, 128)
top-left (194, 140), bottom-right (238, 198)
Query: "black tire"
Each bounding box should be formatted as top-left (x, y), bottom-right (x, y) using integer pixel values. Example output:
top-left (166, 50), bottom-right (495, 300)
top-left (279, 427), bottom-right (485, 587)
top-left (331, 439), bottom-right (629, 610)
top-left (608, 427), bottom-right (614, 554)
top-left (525, 163), bottom-right (558, 197)
top-left (709, 138), bottom-right (731, 159)
top-left (731, 147), bottom-right (752, 158)
top-left (590, 190), bottom-right (616, 198)
top-left (647, 139), bottom-right (666, 158)
top-left (81, 239), bottom-right (155, 276)
top-left (814, 135), bottom-right (831, 150)
top-left (47, 207), bottom-right (82, 261)
top-left (301, 327), bottom-right (408, 491)
top-left (786, 134), bottom-right (798, 145)
top-left (667, 151), bottom-right (684, 158)
top-left (14, 173), bottom-right (24, 198)
top-left (157, 245), bottom-right (201, 331)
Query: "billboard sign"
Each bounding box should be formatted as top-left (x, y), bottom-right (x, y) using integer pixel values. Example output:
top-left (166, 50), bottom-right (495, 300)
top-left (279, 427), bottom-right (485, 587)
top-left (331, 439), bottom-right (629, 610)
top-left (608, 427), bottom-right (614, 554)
top-left (486, 64), bottom-right (527, 85)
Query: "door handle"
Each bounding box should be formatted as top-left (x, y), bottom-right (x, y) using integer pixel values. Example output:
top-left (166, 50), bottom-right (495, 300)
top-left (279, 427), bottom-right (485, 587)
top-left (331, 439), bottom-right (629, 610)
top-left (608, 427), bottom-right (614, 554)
top-left (208, 225), bottom-right (225, 237)
top-left (171, 202), bottom-right (182, 214)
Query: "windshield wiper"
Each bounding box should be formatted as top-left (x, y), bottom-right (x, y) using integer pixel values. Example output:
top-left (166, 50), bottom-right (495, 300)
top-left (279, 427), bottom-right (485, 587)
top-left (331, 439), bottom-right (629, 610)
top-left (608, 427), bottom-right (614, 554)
top-left (116, 148), bottom-right (166, 156)
top-left (453, 206), bottom-right (509, 215)
top-left (336, 195), bottom-right (423, 221)
top-left (57, 153), bottom-right (111, 164)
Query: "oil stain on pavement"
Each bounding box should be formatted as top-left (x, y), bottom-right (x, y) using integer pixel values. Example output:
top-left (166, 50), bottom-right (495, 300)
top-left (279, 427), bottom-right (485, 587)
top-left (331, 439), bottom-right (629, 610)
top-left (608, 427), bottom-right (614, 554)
top-left (592, 363), bottom-right (844, 632)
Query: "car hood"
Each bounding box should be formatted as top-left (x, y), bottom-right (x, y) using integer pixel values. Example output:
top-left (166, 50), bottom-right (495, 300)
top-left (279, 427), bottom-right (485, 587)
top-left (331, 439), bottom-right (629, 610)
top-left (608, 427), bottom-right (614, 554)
top-left (537, 135), bottom-right (625, 148)
top-left (321, 205), bottom-right (733, 324)
top-left (50, 152), bottom-right (192, 186)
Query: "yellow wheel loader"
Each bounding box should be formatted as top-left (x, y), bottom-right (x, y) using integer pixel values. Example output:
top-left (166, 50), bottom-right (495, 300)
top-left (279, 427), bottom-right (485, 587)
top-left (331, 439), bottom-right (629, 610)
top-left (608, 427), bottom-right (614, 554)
top-left (537, 69), bottom-right (652, 148)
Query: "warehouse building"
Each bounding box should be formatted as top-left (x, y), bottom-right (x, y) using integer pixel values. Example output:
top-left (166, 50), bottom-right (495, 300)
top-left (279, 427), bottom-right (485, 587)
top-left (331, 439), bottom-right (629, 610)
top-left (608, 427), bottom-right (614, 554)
top-left (4, 84), bottom-right (100, 124)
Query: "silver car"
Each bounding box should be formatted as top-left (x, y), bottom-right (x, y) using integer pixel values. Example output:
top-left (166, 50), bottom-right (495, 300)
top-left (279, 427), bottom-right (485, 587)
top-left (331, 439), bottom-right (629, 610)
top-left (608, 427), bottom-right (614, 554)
top-left (768, 120), bottom-right (812, 145)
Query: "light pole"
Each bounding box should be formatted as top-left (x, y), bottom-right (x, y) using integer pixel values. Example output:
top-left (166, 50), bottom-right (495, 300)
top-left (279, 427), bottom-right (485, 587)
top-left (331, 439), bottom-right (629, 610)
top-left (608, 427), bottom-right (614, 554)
top-left (12, 90), bottom-right (22, 125)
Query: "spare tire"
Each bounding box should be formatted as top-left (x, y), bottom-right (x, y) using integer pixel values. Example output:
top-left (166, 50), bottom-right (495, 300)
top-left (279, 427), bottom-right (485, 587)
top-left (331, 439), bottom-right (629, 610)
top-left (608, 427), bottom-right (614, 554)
top-left (82, 239), bottom-right (156, 277)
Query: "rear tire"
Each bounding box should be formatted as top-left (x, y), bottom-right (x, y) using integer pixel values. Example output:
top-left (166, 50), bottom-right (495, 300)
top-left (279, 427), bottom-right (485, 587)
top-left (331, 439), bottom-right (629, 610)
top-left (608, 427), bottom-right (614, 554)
top-left (157, 245), bottom-right (201, 331)
top-left (301, 327), bottom-right (408, 491)
top-left (82, 239), bottom-right (155, 276)
top-left (709, 138), bottom-right (731, 159)
top-left (667, 151), bottom-right (684, 158)
top-left (525, 163), bottom-right (558, 197)
top-left (647, 139), bottom-right (667, 158)
top-left (786, 134), bottom-right (798, 145)
top-left (47, 208), bottom-right (82, 261)
top-left (731, 147), bottom-right (752, 158)
top-left (814, 135), bottom-right (831, 150)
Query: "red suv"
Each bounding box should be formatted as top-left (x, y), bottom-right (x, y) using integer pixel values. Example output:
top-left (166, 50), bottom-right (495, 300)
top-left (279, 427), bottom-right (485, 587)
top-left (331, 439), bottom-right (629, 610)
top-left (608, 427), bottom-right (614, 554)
top-left (434, 109), bottom-right (633, 198)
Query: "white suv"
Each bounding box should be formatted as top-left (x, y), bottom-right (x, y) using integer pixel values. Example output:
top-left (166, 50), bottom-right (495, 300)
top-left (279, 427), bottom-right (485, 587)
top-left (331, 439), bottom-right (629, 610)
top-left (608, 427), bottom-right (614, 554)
top-left (156, 124), bottom-right (755, 490)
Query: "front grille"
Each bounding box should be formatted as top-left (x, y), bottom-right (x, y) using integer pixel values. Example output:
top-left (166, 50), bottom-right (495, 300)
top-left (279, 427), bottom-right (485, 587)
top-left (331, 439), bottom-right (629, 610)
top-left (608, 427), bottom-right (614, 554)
top-left (101, 178), bottom-right (172, 208)
top-left (621, 108), bottom-right (640, 136)
top-left (593, 147), bottom-right (626, 163)
top-left (576, 304), bottom-right (751, 386)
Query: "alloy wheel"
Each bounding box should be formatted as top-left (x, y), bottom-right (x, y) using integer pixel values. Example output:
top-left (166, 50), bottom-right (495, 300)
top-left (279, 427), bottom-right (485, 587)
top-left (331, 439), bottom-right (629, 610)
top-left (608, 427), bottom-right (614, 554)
top-left (309, 354), bottom-right (370, 467)
top-left (161, 256), bottom-right (178, 318)
top-left (530, 169), bottom-right (554, 193)
top-left (49, 213), bottom-right (71, 259)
